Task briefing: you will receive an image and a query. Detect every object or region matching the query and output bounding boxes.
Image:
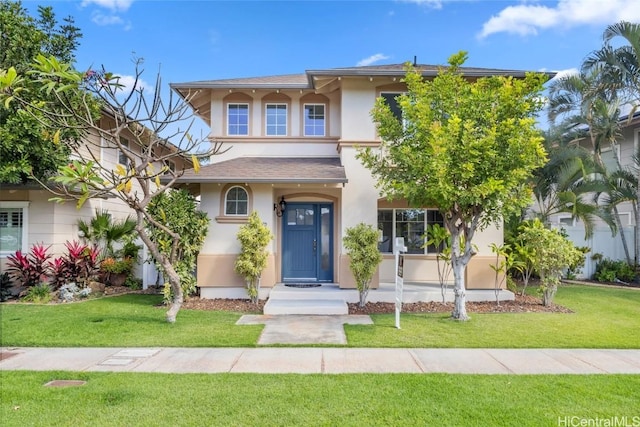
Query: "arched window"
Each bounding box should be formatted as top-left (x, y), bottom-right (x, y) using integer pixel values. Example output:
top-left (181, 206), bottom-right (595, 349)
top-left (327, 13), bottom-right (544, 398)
top-left (225, 186), bottom-right (248, 216)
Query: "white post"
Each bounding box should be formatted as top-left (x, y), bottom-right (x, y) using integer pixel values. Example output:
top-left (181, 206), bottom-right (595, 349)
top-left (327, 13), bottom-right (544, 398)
top-left (395, 237), bottom-right (407, 329)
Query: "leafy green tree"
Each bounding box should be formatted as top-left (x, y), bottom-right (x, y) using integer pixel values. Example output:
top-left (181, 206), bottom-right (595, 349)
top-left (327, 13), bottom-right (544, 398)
top-left (343, 222), bottom-right (383, 307)
top-left (235, 211), bottom-right (272, 304)
top-left (518, 219), bottom-right (583, 306)
top-left (147, 189), bottom-right (210, 303)
top-left (0, 1), bottom-right (81, 183)
top-left (359, 52), bottom-right (548, 321)
top-left (0, 55), bottom-right (221, 322)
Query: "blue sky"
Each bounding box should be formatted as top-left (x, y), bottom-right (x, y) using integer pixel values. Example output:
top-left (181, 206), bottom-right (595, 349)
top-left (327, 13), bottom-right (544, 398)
top-left (22, 0), bottom-right (640, 134)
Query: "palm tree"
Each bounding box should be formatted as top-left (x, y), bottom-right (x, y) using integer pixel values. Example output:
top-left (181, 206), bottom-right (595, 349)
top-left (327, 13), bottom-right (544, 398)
top-left (77, 209), bottom-right (137, 257)
top-left (583, 21), bottom-right (640, 264)
top-left (547, 66), bottom-right (631, 262)
top-left (530, 129), bottom-right (611, 238)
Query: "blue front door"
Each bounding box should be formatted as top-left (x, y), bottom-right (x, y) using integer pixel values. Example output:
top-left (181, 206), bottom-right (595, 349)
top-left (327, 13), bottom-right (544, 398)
top-left (282, 203), bottom-right (333, 282)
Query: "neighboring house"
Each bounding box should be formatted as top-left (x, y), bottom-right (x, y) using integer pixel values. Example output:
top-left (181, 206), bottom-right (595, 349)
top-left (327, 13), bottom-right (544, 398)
top-left (169, 62), bottom-right (536, 299)
top-left (545, 113), bottom-right (640, 278)
top-left (0, 111), bottom-right (190, 287)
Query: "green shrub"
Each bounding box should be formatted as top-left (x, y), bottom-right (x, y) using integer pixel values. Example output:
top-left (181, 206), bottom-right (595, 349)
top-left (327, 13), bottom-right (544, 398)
top-left (0, 272), bottom-right (13, 301)
top-left (124, 276), bottom-right (142, 290)
top-left (22, 283), bottom-right (52, 303)
top-left (594, 258), bottom-right (636, 283)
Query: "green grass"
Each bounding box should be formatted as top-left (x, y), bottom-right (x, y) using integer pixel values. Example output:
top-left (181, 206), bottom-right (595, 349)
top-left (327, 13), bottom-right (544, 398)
top-left (1, 284), bottom-right (639, 348)
top-left (346, 284), bottom-right (640, 348)
top-left (0, 294), bottom-right (263, 347)
top-left (2, 371), bottom-right (638, 426)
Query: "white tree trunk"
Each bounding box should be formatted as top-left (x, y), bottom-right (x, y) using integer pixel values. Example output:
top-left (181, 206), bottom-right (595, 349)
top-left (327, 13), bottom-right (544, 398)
top-left (451, 258), bottom-right (469, 321)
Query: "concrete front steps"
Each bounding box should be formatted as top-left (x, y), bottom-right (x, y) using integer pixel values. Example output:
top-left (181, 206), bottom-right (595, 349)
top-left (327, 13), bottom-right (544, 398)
top-left (263, 283), bottom-right (349, 315)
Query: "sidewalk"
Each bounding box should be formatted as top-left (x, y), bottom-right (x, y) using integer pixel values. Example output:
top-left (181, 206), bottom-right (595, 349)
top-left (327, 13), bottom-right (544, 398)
top-left (2, 347), bottom-right (640, 374)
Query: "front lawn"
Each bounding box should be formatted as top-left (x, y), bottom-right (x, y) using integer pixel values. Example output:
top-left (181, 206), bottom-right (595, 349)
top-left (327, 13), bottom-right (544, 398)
top-left (1, 284), bottom-right (639, 348)
top-left (0, 294), bottom-right (262, 347)
top-left (2, 371), bottom-right (638, 426)
top-left (346, 284), bottom-right (640, 348)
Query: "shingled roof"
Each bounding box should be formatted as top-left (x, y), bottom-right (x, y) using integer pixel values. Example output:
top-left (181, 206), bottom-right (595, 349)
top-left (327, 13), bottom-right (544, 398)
top-left (170, 63), bottom-right (553, 91)
top-left (172, 157), bottom-right (347, 184)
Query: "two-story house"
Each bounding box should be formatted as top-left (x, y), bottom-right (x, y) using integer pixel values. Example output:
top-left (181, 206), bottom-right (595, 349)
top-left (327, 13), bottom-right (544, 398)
top-left (170, 63), bottom-right (531, 300)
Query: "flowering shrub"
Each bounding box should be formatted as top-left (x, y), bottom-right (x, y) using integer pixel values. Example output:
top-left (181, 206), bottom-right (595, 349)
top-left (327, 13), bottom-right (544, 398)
top-left (100, 257), bottom-right (133, 274)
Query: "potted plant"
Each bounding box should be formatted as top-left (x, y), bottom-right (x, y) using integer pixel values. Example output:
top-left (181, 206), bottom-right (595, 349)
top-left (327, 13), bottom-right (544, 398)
top-left (100, 257), bottom-right (134, 287)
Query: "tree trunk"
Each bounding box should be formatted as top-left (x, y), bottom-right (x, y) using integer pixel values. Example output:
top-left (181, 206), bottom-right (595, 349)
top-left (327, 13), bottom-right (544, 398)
top-left (636, 175), bottom-right (640, 265)
top-left (542, 284), bottom-right (556, 307)
top-left (163, 259), bottom-right (183, 323)
top-left (613, 205), bottom-right (632, 265)
top-left (359, 289), bottom-right (368, 308)
top-left (450, 257), bottom-right (469, 321)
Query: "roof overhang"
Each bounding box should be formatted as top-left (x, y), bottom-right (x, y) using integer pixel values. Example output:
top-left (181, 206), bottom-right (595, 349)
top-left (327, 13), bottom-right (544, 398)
top-left (162, 157), bottom-right (348, 185)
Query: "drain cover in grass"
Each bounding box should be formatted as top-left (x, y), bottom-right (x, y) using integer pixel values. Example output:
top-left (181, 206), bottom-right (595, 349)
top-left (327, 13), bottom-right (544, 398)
top-left (44, 380), bottom-right (87, 387)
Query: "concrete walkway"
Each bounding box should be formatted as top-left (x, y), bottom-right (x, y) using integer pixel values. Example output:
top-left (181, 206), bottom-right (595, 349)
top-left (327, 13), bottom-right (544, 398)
top-left (2, 347), bottom-right (640, 374)
top-left (236, 314), bottom-right (373, 345)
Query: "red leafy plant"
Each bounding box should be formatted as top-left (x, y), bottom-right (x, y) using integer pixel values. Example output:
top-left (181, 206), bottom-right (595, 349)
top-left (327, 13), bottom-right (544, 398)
top-left (7, 241), bottom-right (101, 293)
top-left (6, 244), bottom-right (52, 292)
top-left (56, 241), bottom-right (100, 289)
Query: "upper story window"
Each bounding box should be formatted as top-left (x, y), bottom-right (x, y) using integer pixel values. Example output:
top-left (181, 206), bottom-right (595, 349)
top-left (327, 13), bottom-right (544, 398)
top-left (304, 104), bottom-right (325, 136)
top-left (118, 137), bottom-right (130, 166)
top-left (377, 208), bottom-right (444, 254)
top-left (228, 103), bottom-right (249, 136)
top-left (225, 186), bottom-right (248, 216)
top-left (380, 92), bottom-right (403, 122)
top-left (266, 103), bottom-right (287, 136)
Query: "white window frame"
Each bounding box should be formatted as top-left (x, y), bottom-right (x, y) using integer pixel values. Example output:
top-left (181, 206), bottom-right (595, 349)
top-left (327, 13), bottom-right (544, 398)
top-left (224, 186), bottom-right (249, 216)
top-left (303, 103), bottom-right (325, 137)
top-left (227, 103), bottom-right (249, 136)
top-left (557, 215), bottom-right (576, 227)
top-left (377, 208), bottom-right (444, 254)
top-left (265, 103), bottom-right (287, 136)
top-left (0, 201), bottom-right (29, 257)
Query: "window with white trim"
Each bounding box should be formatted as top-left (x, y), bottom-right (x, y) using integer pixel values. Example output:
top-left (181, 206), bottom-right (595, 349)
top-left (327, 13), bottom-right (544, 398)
top-left (228, 103), bottom-right (249, 135)
top-left (118, 137), bottom-right (129, 166)
top-left (0, 202), bottom-right (28, 256)
top-left (225, 186), bottom-right (248, 216)
top-left (558, 216), bottom-right (576, 227)
top-left (304, 104), bottom-right (325, 136)
top-left (377, 208), bottom-right (444, 254)
top-left (265, 103), bottom-right (287, 136)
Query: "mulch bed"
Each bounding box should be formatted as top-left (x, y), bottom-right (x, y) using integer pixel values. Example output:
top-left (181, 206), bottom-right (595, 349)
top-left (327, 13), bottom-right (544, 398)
top-left (178, 292), bottom-right (572, 315)
top-left (2, 285), bottom-right (572, 314)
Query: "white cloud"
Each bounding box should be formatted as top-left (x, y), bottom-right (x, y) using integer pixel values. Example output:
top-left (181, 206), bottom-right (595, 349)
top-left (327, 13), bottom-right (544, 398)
top-left (399, 0), bottom-right (443, 10)
top-left (357, 54), bottom-right (391, 67)
top-left (548, 67), bottom-right (579, 81)
top-left (114, 74), bottom-right (152, 96)
top-left (91, 12), bottom-right (124, 26)
top-left (81, 0), bottom-right (133, 12)
top-left (479, 0), bottom-right (640, 39)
